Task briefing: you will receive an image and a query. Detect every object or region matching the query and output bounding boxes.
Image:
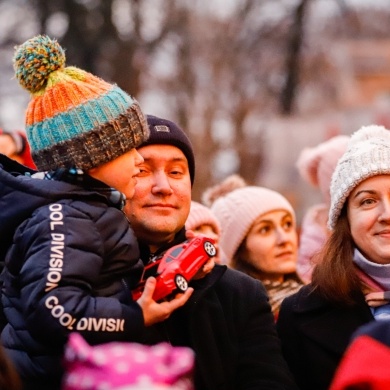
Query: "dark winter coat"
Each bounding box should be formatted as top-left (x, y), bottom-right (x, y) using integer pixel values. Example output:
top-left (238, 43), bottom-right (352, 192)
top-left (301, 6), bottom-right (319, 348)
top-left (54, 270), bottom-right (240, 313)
top-left (277, 284), bottom-right (374, 390)
top-left (0, 155), bottom-right (144, 389)
top-left (138, 231), bottom-right (299, 390)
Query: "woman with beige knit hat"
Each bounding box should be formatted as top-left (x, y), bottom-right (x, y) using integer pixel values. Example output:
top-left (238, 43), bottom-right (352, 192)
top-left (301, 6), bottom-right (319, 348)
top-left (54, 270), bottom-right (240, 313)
top-left (205, 175), bottom-right (303, 320)
top-left (277, 124), bottom-right (390, 390)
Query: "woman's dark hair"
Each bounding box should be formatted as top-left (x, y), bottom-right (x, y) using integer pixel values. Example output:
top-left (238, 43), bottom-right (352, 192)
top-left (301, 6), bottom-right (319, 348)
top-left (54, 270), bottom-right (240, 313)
top-left (311, 205), bottom-right (362, 305)
top-left (231, 239), bottom-right (255, 276)
top-left (233, 247), bottom-right (264, 281)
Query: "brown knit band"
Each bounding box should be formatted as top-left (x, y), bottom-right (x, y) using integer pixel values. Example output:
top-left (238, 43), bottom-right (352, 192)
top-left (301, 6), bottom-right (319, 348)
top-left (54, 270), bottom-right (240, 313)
top-left (32, 104), bottom-right (149, 171)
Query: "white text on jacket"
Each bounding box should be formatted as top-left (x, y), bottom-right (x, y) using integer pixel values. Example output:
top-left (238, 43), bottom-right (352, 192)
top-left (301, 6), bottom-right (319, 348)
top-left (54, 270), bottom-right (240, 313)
top-left (45, 203), bottom-right (64, 293)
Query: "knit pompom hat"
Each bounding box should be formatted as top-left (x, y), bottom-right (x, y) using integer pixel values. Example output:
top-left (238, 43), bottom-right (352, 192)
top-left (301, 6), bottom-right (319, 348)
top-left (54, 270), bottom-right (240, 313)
top-left (211, 186), bottom-right (296, 262)
top-left (296, 135), bottom-right (349, 205)
top-left (185, 201), bottom-right (221, 236)
top-left (13, 35), bottom-right (149, 171)
top-left (62, 333), bottom-right (195, 389)
top-left (328, 125), bottom-right (390, 230)
top-left (202, 174), bottom-right (247, 207)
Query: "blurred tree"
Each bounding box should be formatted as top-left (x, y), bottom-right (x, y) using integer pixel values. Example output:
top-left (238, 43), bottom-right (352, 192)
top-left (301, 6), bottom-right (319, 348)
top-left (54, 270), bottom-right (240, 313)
top-left (3, 0), bottom-right (390, 201)
top-left (280, 0), bottom-right (309, 115)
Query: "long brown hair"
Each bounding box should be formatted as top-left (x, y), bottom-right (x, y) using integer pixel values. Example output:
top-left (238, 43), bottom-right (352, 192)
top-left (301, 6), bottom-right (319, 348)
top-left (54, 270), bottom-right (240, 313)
top-left (311, 205), bottom-right (362, 305)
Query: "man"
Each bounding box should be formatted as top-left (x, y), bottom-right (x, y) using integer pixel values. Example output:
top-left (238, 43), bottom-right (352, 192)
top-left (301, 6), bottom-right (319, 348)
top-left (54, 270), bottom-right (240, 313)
top-left (125, 115), bottom-right (298, 390)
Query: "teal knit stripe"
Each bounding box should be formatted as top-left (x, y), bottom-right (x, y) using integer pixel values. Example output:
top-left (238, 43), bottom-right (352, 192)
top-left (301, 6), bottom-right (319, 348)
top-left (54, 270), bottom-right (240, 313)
top-left (27, 86), bottom-right (135, 151)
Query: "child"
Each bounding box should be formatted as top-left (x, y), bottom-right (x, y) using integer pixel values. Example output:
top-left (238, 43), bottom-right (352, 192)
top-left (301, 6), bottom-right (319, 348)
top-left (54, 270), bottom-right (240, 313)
top-left (0, 35), bottom-right (190, 390)
top-left (185, 201), bottom-right (224, 263)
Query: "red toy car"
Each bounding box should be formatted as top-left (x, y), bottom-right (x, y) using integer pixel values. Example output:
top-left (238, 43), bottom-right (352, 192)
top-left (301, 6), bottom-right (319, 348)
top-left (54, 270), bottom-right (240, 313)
top-left (131, 235), bottom-right (217, 302)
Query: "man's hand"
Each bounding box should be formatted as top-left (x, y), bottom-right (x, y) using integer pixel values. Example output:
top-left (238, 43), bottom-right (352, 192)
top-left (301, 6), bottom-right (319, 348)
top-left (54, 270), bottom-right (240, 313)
top-left (192, 257), bottom-right (215, 280)
top-left (137, 277), bottom-right (193, 326)
top-left (186, 229), bottom-right (216, 279)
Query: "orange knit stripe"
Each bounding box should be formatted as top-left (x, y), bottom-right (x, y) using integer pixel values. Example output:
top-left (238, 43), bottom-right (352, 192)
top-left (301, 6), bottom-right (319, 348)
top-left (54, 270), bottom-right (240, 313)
top-left (26, 74), bottom-right (113, 125)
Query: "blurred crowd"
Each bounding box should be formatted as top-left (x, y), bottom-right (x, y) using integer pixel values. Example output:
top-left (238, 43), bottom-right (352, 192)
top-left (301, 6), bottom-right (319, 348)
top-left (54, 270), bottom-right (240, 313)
top-left (1, 34), bottom-right (390, 390)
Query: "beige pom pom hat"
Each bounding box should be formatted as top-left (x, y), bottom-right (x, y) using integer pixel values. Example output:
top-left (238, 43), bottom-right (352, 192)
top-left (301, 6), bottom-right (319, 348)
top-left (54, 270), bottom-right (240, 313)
top-left (211, 186), bottom-right (295, 262)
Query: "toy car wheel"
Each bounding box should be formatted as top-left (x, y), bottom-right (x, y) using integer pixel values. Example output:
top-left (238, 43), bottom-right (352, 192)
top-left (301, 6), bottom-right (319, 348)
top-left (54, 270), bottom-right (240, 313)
top-left (175, 274), bottom-right (188, 292)
top-left (204, 241), bottom-right (217, 257)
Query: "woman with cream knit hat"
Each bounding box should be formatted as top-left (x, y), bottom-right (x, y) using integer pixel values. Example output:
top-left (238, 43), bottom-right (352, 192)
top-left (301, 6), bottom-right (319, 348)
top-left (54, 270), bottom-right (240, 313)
top-left (277, 124), bottom-right (390, 390)
top-left (205, 175), bottom-right (303, 319)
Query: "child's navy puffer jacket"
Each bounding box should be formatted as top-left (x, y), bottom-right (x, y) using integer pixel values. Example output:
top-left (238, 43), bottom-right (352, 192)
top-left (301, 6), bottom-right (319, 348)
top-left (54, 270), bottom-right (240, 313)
top-left (0, 154), bottom-right (144, 388)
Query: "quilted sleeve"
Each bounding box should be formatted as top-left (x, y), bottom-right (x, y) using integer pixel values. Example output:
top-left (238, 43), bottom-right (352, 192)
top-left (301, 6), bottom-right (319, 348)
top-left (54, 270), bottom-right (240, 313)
top-left (8, 201), bottom-right (144, 345)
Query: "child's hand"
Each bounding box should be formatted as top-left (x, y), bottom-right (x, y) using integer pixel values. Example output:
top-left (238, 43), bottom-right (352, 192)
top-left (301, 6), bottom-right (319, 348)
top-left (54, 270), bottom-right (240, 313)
top-left (192, 258), bottom-right (215, 280)
top-left (137, 277), bottom-right (193, 326)
top-left (186, 229), bottom-right (216, 278)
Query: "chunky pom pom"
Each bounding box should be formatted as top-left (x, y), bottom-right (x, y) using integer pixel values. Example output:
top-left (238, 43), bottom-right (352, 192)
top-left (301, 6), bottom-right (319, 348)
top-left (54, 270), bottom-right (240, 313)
top-left (296, 135), bottom-right (349, 188)
top-left (202, 174), bottom-right (247, 207)
top-left (13, 35), bottom-right (66, 93)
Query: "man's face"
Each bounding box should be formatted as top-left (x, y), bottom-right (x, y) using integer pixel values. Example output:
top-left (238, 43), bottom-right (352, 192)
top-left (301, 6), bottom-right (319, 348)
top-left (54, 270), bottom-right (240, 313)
top-left (125, 144), bottom-right (192, 250)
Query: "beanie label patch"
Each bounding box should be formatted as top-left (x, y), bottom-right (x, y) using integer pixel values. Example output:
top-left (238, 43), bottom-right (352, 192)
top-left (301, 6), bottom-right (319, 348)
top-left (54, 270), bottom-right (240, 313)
top-left (154, 125), bottom-right (170, 133)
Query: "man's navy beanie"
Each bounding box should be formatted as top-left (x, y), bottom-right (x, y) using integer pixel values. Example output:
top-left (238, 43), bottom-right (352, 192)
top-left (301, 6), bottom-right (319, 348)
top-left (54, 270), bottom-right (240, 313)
top-left (140, 115), bottom-right (195, 185)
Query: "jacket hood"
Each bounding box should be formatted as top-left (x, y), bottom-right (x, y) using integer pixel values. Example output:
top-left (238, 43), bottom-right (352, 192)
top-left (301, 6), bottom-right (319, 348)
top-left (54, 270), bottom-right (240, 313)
top-left (0, 154), bottom-right (110, 262)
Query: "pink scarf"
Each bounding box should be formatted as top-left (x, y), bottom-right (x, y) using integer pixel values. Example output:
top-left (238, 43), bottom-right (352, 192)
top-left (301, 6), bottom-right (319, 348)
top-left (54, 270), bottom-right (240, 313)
top-left (355, 265), bottom-right (390, 307)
